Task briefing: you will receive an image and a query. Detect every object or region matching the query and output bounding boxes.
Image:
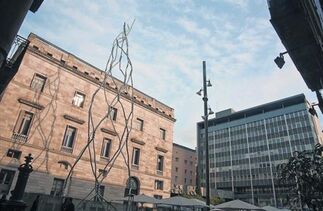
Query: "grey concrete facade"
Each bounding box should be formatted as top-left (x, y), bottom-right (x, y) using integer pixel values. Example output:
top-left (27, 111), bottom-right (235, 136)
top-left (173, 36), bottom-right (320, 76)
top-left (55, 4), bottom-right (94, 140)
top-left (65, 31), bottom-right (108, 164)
top-left (197, 94), bottom-right (323, 207)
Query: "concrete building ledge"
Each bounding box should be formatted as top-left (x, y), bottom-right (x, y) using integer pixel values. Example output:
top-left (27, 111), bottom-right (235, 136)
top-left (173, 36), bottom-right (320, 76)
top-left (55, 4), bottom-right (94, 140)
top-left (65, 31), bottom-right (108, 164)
top-left (18, 98), bottom-right (44, 110)
top-left (63, 114), bottom-right (85, 125)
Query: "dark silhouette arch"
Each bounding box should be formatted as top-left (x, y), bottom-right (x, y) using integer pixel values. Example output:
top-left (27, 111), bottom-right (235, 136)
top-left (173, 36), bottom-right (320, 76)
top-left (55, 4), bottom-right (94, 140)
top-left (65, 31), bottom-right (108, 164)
top-left (124, 176), bottom-right (140, 196)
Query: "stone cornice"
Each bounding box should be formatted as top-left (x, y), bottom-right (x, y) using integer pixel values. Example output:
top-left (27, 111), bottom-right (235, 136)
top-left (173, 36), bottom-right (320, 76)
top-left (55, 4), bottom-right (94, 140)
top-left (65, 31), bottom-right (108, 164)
top-left (130, 138), bottom-right (145, 145)
top-left (18, 98), bottom-right (44, 110)
top-left (155, 146), bottom-right (168, 153)
top-left (100, 127), bottom-right (117, 136)
top-left (27, 47), bottom-right (176, 122)
top-left (63, 114), bottom-right (85, 125)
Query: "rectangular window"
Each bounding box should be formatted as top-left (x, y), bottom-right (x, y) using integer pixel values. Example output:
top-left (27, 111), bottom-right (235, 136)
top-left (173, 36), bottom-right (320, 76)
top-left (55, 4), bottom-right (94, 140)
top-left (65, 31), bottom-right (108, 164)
top-left (99, 185), bottom-right (105, 197)
top-left (7, 149), bottom-right (22, 159)
top-left (155, 180), bottom-right (164, 190)
top-left (132, 148), bottom-right (140, 166)
top-left (154, 195), bottom-right (162, 199)
top-left (175, 157), bottom-right (179, 162)
top-left (62, 126), bottom-right (77, 150)
top-left (101, 138), bottom-right (111, 158)
top-left (0, 169), bottom-right (15, 185)
top-left (157, 155), bottom-right (164, 172)
top-left (30, 73), bottom-right (46, 92)
top-left (99, 169), bottom-right (108, 177)
top-left (108, 106), bottom-right (118, 121)
top-left (50, 178), bottom-right (64, 197)
top-left (94, 184), bottom-right (105, 201)
top-left (72, 91), bottom-right (85, 108)
top-left (0, 169), bottom-right (15, 194)
top-left (136, 118), bottom-right (144, 131)
top-left (15, 111), bottom-right (34, 136)
top-left (175, 167), bottom-right (178, 172)
top-left (160, 128), bottom-right (166, 140)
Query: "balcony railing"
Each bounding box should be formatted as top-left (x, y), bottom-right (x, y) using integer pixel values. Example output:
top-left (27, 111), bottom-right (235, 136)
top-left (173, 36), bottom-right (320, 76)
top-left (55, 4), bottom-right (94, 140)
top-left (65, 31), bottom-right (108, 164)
top-left (156, 170), bottom-right (163, 176)
top-left (11, 133), bottom-right (28, 142)
top-left (6, 35), bottom-right (29, 68)
top-left (61, 146), bottom-right (73, 154)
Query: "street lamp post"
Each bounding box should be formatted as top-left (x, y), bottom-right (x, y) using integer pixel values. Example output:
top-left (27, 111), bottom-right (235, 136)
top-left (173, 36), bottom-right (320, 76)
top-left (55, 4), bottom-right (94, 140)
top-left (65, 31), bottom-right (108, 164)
top-left (197, 61), bottom-right (213, 209)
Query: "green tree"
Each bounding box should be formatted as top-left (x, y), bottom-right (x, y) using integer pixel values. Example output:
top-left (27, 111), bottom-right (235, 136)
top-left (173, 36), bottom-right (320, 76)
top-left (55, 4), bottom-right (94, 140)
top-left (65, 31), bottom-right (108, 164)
top-left (278, 144), bottom-right (323, 210)
top-left (210, 196), bottom-right (224, 205)
top-left (182, 192), bottom-right (205, 201)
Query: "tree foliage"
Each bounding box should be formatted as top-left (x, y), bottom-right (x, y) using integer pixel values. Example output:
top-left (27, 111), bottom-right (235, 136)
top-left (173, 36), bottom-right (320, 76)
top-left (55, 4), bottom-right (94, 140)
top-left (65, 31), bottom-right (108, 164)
top-left (210, 196), bottom-right (224, 205)
top-left (182, 192), bottom-right (205, 201)
top-left (278, 143), bottom-right (323, 210)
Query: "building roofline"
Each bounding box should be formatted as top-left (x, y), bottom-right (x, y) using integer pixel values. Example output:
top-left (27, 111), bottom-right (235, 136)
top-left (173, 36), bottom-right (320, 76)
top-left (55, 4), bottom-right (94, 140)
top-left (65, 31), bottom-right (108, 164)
top-left (173, 143), bottom-right (196, 152)
top-left (198, 94), bottom-right (307, 127)
top-left (27, 33), bottom-right (174, 112)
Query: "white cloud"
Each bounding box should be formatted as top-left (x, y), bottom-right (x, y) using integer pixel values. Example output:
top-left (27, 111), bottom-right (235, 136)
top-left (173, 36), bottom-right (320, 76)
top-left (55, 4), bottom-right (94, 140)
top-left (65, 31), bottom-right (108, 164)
top-left (221, 0), bottom-right (250, 9)
top-left (19, 0), bottom-right (320, 150)
top-left (177, 17), bottom-right (211, 38)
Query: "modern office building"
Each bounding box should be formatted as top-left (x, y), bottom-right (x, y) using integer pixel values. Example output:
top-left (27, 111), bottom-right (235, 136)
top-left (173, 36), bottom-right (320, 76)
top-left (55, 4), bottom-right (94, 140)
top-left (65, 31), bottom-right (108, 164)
top-left (171, 143), bottom-right (197, 195)
top-left (0, 33), bottom-right (175, 201)
top-left (197, 94), bottom-right (323, 207)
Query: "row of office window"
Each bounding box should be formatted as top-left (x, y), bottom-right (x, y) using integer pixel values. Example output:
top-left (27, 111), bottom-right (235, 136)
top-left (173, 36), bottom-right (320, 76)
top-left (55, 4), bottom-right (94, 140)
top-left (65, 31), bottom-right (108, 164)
top-left (50, 178), bottom-right (106, 198)
top-left (49, 177), bottom-right (164, 198)
top-left (131, 148), bottom-right (165, 173)
top-left (203, 110), bottom-right (315, 185)
top-left (1, 167), bottom-right (165, 196)
top-left (174, 157), bottom-right (194, 165)
top-left (174, 167), bottom-right (193, 175)
top-left (29, 73), bottom-right (167, 139)
top-left (27, 124), bottom-right (165, 171)
top-left (205, 111), bottom-right (311, 142)
top-left (14, 109), bottom-right (167, 142)
top-left (174, 176), bottom-right (193, 185)
top-left (12, 110), bottom-right (166, 171)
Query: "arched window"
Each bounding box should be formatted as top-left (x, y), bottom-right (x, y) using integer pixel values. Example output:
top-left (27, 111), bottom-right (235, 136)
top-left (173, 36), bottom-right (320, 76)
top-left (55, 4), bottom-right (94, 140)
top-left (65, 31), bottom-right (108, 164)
top-left (124, 176), bottom-right (140, 196)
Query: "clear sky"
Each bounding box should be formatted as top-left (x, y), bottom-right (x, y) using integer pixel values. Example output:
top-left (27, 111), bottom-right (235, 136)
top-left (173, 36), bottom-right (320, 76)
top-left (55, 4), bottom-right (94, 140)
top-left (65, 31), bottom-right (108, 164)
top-left (19, 0), bottom-right (320, 149)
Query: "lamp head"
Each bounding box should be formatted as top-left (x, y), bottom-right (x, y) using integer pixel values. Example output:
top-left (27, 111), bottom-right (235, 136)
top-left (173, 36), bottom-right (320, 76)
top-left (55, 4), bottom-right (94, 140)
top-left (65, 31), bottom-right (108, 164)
top-left (196, 89), bottom-right (202, 96)
top-left (316, 90), bottom-right (323, 114)
top-left (208, 108), bottom-right (214, 115)
top-left (207, 80), bottom-right (212, 87)
top-left (308, 107), bottom-right (317, 116)
top-left (274, 54), bottom-right (285, 69)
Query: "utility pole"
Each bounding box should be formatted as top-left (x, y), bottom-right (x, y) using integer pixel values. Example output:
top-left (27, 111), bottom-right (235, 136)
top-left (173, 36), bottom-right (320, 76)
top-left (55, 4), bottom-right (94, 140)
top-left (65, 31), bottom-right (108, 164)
top-left (197, 61), bottom-right (213, 210)
top-left (202, 61), bottom-right (210, 208)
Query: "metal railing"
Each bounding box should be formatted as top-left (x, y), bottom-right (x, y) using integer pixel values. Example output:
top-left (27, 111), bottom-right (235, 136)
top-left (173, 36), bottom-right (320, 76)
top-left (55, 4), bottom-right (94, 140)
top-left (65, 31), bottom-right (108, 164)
top-left (12, 133), bottom-right (28, 142)
top-left (156, 170), bottom-right (163, 176)
top-left (6, 35), bottom-right (29, 68)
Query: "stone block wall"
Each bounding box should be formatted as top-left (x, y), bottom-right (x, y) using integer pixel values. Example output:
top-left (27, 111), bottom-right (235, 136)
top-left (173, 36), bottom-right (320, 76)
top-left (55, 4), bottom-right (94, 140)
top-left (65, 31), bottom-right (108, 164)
top-left (0, 33), bottom-right (175, 200)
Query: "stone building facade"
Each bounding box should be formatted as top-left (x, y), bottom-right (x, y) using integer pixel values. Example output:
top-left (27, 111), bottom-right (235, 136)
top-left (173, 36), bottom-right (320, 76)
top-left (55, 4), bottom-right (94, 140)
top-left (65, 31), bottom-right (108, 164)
top-left (171, 143), bottom-right (197, 195)
top-left (0, 33), bottom-right (175, 200)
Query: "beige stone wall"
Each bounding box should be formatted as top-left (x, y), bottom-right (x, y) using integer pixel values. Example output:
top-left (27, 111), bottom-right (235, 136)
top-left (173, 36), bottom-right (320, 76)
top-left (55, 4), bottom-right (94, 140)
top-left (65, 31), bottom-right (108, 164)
top-left (171, 143), bottom-right (197, 193)
top-left (0, 33), bottom-right (175, 199)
